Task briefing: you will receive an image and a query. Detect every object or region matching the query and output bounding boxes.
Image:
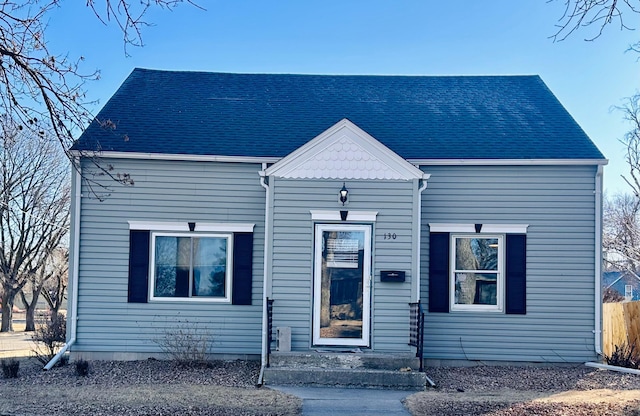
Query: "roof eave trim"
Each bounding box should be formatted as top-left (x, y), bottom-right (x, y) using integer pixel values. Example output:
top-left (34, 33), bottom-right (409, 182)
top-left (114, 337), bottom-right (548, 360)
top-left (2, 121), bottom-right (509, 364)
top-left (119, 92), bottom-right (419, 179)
top-left (409, 158), bottom-right (609, 166)
top-left (68, 152), bottom-right (609, 167)
top-left (68, 150), bottom-right (279, 164)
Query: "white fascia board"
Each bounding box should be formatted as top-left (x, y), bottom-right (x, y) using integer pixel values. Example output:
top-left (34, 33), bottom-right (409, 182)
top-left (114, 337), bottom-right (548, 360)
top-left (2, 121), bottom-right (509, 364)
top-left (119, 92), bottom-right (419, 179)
top-left (128, 221), bottom-right (255, 232)
top-left (70, 150), bottom-right (279, 164)
top-left (428, 223), bottom-right (528, 234)
top-left (310, 210), bottom-right (378, 222)
top-left (69, 153), bottom-right (609, 168)
top-left (409, 158), bottom-right (608, 166)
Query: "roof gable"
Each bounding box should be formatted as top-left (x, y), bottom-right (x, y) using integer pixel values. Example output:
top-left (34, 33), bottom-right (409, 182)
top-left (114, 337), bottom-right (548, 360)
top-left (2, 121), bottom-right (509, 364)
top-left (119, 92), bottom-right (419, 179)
top-left (265, 119), bottom-right (425, 180)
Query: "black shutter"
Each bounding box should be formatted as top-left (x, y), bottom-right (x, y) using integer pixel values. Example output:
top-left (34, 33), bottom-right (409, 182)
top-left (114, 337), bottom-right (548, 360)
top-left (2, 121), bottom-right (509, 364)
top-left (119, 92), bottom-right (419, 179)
top-left (128, 230), bottom-right (150, 303)
top-left (505, 234), bottom-right (527, 315)
top-left (232, 232), bottom-right (254, 305)
top-left (429, 232), bottom-right (450, 313)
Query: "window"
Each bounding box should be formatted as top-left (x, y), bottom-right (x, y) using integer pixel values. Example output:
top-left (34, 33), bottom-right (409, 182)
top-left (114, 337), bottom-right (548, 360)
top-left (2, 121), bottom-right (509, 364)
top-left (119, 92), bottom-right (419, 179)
top-left (625, 284), bottom-right (633, 300)
top-left (428, 223), bottom-right (527, 315)
top-left (450, 235), bottom-right (503, 312)
top-left (151, 233), bottom-right (232, 301)
top-left (127, 222), bottom-right (254, 305)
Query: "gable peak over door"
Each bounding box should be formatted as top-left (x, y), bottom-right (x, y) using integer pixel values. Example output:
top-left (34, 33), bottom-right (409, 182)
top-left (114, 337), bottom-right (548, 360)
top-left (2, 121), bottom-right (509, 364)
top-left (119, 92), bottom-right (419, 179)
top-left (264, 119), bottom-right (425, 181)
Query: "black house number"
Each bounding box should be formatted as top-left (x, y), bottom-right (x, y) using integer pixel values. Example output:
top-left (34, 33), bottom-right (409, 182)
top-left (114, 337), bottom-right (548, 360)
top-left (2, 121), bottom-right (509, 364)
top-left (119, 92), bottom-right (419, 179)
top-left (383, 233), bottom-right (397, 240)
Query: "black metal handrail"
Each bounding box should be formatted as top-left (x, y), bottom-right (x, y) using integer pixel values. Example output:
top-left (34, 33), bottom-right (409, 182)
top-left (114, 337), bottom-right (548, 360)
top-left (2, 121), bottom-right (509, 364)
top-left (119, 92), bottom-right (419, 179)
top-left (409, 301), bottom-right (425, 372)
top-left (266, 298), bottom-right (274, 367)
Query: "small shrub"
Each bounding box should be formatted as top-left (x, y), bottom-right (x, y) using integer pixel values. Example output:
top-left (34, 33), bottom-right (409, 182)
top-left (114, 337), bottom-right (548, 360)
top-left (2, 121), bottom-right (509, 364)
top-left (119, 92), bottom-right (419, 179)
top-left (75, 359), bottom-right (89, 377)
top-left (153, 319), bottom-right (213, 366)
top-left (32, 313), bottom-right (67, 365)
top-left (604, 343), bottom-right (640, 369)
top-left (1, 359), bottom-right (20, 379)
top-left (58, 355), bottom-right (69, 366)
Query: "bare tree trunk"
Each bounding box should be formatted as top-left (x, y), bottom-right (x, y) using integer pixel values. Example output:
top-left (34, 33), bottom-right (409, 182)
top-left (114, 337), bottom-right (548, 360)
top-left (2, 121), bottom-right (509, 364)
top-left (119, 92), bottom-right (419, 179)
top-left (47, 282), bottom-right (65, 318)
top-left (20, 285), bottom-right (44, 332)
top-left (41, 251), bottom-right (68, 321)
top-left (0, 286), bottom-right (16, 332)
top-left (24, 302), bottom-right (36, 331)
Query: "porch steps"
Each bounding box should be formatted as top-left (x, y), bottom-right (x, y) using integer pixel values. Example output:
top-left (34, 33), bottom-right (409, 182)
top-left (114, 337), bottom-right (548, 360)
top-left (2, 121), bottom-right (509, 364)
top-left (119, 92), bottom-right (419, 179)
top-left (264, 352), bottom-right (427, 390)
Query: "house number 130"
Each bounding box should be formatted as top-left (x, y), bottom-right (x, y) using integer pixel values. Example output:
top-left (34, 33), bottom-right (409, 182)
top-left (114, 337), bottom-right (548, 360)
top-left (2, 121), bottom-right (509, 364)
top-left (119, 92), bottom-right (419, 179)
top-left (383, 233), bottom-right (397, 240)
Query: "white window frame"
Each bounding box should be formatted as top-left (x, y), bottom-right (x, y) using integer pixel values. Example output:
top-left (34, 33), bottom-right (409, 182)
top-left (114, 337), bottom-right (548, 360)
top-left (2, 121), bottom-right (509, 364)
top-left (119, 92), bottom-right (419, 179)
top-left (450, 234), bottom-right (504, 312)
top-left (625, 284), bottom-right (633, 300)
top-left (149, 232), bottom-right (233, 303)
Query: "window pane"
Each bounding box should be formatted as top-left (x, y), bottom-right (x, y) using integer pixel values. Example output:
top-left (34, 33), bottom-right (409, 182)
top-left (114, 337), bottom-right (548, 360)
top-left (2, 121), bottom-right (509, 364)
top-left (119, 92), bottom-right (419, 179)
top-left (154, 236), bottom-right (191, 297)
top-left (454, 273), bottom-right (497, 305)
top-left (455, 238), bottom-right (498, 271)
top-left (192, 237), bottom-right (227, 297)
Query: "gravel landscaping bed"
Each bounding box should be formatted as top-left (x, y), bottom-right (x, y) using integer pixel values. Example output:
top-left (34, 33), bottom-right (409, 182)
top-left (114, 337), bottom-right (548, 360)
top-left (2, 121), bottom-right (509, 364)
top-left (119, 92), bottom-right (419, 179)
top-left (2, 357), bottom-right (640, 415)
top-left (0, 358), bottom-right (301, 415)
top-left (405, 365), bottom-right (640, 415)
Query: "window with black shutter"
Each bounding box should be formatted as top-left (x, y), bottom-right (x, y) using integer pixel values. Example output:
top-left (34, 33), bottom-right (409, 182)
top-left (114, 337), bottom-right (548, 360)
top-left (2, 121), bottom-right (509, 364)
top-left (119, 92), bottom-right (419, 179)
top-left (428, 225), bottom-right (527, 315)
top-left (127, 223), bottom-right (254, 305)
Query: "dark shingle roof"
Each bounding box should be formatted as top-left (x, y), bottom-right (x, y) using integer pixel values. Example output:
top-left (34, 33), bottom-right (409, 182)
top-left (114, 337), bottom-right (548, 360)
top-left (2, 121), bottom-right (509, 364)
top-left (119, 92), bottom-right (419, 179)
top-left (72, 68), bottom-right (605, 160)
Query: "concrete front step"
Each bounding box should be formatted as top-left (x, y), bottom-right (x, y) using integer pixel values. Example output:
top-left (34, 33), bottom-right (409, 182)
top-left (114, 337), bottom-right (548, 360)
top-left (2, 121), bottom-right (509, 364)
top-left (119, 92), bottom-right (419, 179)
top-left (264, 352), bottom-right (427, 390)
top-left (264, 366), bottom-right (427, 390)
top-left (269, 351), bottom-right (421, 371)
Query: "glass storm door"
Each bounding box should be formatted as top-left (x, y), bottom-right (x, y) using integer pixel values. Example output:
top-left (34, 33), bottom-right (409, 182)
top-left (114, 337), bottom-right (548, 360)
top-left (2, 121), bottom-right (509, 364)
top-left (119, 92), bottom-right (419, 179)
top-left (313, 224), bottom-right (371, 347)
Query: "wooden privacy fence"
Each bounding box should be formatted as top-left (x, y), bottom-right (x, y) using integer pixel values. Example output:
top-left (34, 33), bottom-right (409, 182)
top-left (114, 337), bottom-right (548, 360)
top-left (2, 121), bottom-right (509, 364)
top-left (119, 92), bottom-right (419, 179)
top-left (602, 300), bottom-right (640, 357)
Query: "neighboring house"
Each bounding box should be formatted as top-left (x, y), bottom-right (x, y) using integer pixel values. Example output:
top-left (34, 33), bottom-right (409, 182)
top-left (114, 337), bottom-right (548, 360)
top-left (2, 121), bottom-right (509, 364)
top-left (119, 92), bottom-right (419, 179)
top-left (603, 271), bottom-right (640, 302)
top-left (64, 69), bottom-right (606, 368)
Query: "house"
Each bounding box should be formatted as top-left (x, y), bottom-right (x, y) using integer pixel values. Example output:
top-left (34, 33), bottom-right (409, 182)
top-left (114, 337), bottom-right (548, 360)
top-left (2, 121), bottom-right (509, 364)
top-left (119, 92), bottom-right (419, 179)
top-left (60, 69), bottom-right (607, 373)
top-left (603, 271), bottom-right (640, 302)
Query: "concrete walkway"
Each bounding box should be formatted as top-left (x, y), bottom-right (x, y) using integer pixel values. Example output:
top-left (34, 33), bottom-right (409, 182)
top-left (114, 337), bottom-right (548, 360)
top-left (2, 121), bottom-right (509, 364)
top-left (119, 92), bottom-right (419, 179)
top-left (0, 331), bottom-right (34, 358)
top-left (270, 386), bottom-right (413, 416)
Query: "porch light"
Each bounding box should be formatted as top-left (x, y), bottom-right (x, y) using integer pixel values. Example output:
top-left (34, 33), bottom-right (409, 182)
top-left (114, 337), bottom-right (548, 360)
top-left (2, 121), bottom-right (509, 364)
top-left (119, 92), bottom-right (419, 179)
top-left (339, 183), bottom-right (349, 205)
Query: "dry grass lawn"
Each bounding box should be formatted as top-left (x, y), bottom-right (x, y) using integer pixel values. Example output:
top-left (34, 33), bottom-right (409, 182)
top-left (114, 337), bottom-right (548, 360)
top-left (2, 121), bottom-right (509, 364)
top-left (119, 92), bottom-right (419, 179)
top-left (0, 356), bottom-right (301, 416)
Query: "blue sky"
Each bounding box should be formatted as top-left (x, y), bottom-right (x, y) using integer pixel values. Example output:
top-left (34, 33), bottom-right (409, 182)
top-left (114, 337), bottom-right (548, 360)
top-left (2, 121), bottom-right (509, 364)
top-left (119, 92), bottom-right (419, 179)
top-left (47, 1), bottom-right (638, 194)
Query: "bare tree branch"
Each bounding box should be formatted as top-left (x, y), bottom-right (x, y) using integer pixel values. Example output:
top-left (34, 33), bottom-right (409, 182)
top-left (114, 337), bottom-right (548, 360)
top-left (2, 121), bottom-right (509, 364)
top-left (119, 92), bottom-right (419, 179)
top-left (0, 1), bottom-right (201, 193)
top-left (620, 94), bottom-right (640, 193)
top-left (0, 120), bottom-right (69, 332)
top-left (550, 0), bottom-right (640, 42)
top-left (605, 96), bottom-right (640, 280)
top-left (86, 0), bottom-right (204, 55)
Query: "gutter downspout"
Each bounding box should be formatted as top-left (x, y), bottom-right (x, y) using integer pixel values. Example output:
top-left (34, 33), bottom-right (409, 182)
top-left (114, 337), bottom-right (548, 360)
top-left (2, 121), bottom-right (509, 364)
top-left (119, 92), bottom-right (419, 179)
top-left (45, 160), bottom-right (81, 370)
top-left (414, 174), bottom-right (430, 303)
top-left (594, 165), bottom-right (603, 356)
top-left (258, 164), bottom-right (271, 385)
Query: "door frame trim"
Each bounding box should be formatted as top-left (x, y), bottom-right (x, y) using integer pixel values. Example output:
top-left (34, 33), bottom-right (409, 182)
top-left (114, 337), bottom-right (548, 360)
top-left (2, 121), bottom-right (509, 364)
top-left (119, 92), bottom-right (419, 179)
top-left (312, 223), bottom-right (372, 347)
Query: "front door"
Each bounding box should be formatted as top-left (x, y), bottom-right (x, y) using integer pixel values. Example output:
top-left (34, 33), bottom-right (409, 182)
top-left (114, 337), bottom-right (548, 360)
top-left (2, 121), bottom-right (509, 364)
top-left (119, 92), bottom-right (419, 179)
top-left (313, 224), bottom-right (371, 346)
